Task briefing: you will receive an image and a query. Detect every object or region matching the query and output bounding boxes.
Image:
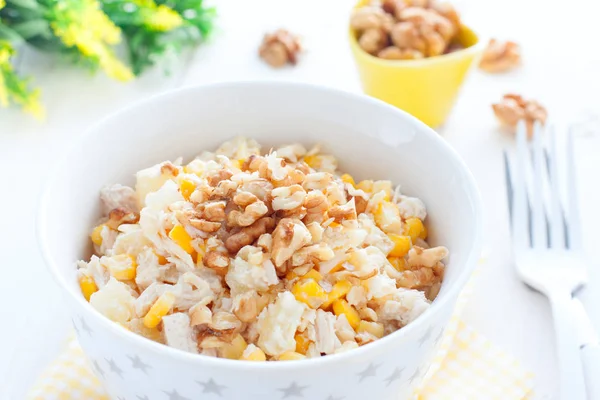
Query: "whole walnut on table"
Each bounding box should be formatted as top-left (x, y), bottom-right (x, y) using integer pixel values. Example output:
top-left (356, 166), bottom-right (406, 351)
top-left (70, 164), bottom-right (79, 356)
top-left (479, 39), bottom-right (521, 73)
top-left (492, 94), bottom-right (547, 137)
top-left (259, 29), bottom-right (302, 68)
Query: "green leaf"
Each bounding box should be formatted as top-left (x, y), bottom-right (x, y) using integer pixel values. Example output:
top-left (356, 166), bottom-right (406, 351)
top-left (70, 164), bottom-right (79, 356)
top-left (6, 0), bottom-right (41, 11)
top-left (0, 24), bottom-right (24, 43)
top-left (10, 19), bottom-right (51, 39)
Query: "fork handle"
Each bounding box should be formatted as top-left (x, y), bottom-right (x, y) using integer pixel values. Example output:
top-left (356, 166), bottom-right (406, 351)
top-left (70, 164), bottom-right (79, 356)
top-left (581, 344), bottom-right (600, 400)
top-left (550, 292), bottom-right (588, 399)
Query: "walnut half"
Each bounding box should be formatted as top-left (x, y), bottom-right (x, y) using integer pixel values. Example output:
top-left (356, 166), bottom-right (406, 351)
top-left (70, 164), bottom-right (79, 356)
top-left (259, 29), bottom-right (302, 68)
top-left (492, 94), bottom-right (547, 137)
top-left (479, 39), bottom-right (521, 73)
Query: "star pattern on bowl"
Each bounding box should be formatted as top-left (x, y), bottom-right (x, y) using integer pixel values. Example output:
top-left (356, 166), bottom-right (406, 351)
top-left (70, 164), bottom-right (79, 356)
top-left (384, 367), bottom-right (405, 387)
top-left (408, 366), bottom-right (423, 385)
top-left (357, 363), bottom-right (380, 382)
top-left (71, 318), bottom-right (80, 335)
top-left (418, 326), bottom-right (434, 347)
top-left (197, 378), bottom-right (227, 396)
top-left (434, 327), bottom-right (445, 345)
top-left (92, 359), bottom-right (104, 378)
top-left (80, 317), bottom-right (93, 336)
top-left (106, 358), bottom-right (123, 378)
top-left (95, 335), bottom-right (439, 400)
top-left (129, 355), bottom-right (152, 375)
top-left (163, 389), bottom-right (191, 400)
top-left (278, 381), bottom-right (307, 398)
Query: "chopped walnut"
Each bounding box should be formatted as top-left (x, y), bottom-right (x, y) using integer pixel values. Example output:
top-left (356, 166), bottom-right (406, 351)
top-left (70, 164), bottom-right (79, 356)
top-left (197, 201), bottom-right (227, 222)
top-left (190, 303), bottom-right (213, 326)
top-left (291, 243), bottom-right (335, 267)
top-left (259, 29), bottom-right (302, 68)
top-left (271, 218), bottom-right (312, 268)
top-left (271, 184), bottom-right (307, 211)
top-left (303, 191), bottom-right (329, 224)
top-left (329, 198), bottom-right (358, 222)
top-left (407, 246), bottom-right (448, 268)
top-left (492, 94), bottom-right (547, 137)
top-left (233, 291), bottom-right (261, 323)
top-left (228, 191), bottom-right (268, 227)
top-left (397, 267), bottom-right (437, 288)
top-left (479, 39), bottom-right (521, 73)
top-left (106, 207), bottom-right (139, 229)
top-left (225, 217), bottom-right (276, 254)
top-left (204, 251), bottom-right (230, 277)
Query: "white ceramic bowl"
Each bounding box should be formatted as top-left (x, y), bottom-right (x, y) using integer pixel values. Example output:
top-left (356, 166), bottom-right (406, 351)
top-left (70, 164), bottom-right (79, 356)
top-left (38, 82), bottom-right (482, 400)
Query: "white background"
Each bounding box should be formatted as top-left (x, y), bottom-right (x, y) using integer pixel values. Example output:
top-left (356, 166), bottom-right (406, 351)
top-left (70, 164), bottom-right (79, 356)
top-left (1, 0), bottom-right (600, 398)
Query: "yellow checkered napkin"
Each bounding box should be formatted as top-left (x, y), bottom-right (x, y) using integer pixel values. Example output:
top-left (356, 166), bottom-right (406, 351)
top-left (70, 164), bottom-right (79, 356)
top-left (27, 320), bottom-right (534, 400)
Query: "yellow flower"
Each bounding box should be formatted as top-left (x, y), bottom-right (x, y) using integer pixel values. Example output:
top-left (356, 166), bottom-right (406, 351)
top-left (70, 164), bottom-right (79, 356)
top-left (50, 0), bottom-right (133, 81)
top-left (0, 72), bottom-right (8, 107)
top-left (0, 0), bottom-right (5, 10)
top-left (23, 89), bottom-right (45, 120)
top-left (146, 5), bottom-right (183, 32)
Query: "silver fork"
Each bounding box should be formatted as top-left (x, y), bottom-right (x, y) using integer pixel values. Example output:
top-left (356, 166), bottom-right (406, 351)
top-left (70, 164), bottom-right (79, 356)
top-left (504, 121), bottom-right (599, 400)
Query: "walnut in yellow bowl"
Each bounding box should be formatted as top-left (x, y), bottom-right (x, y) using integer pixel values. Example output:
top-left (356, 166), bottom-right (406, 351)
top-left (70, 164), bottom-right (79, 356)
top-left (349, 0), bottom-right (483, 127)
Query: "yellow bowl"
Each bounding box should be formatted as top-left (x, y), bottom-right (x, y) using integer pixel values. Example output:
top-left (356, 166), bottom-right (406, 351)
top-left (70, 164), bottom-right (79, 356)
top-left (349, 6), bottom-right (484, 128)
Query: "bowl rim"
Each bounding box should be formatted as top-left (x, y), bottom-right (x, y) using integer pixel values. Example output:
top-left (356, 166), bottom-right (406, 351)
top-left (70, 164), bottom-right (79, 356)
top-left (37, 81), bottom-right (483, 370)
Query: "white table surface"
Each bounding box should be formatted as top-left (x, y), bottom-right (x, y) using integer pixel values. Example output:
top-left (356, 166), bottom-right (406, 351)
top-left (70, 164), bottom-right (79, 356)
top-left (1, 0), bottom-right (600, 398)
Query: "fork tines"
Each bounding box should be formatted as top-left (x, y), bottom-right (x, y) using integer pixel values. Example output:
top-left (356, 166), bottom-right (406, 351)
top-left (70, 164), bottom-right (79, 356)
top-left (503, 121), bottom-right (580, 250)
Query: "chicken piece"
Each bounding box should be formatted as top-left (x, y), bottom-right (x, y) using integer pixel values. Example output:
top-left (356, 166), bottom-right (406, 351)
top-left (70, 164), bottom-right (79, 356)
top-left (162, 312), bottom-right (198, 354)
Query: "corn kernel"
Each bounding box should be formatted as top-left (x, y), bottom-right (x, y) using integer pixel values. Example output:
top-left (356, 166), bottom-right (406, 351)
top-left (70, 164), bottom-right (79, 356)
top-left (328, 221), bottom-right (341, 228)
top-left (241, 346), bottom-right (267, 361)
top-left (292, 279), bottom-right (328, 308)
top-left (340, 174), bottom-right (356, 186)
top-left (90, 224), bottom-right (108, 246)
top-left (221, 334), bottom-right (248, 360)
top-left (388, 256), bottom-right (407, 271)
top-left (322, 280), bottom-right (353, 309)
top-left (303, 154), bottom-right (319, 168)
top-left (302, 269), bottom-right (323, 282)
top-left (106, 254), bottom-right (137, 281)
top-left (79, 275), bottom-right (98, 302)
top-left (168, 224), bottom-right (194, 254)
top-left (356, 180), bottom-right (373, 193)
top-left (388, 234), bottom-right (412, 257)
top-left (358, 321), bottom-right (385, 338)
top-left (143, 292), bottom-right (175, 328)
top-left (232, 159), bottom-right (244, 169)
top-left (404, 217), bottom-right (427, 242)
top-left (156, 253), bottom-right (168, 265)
top-left (332, 299), bottom-right (360, 330)
top-left (279, 351), bottom-right (306, 361)
top-left (179, 179), bottom-right (196, 200)
top-left (295, 333), bottom-right (310, 354)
